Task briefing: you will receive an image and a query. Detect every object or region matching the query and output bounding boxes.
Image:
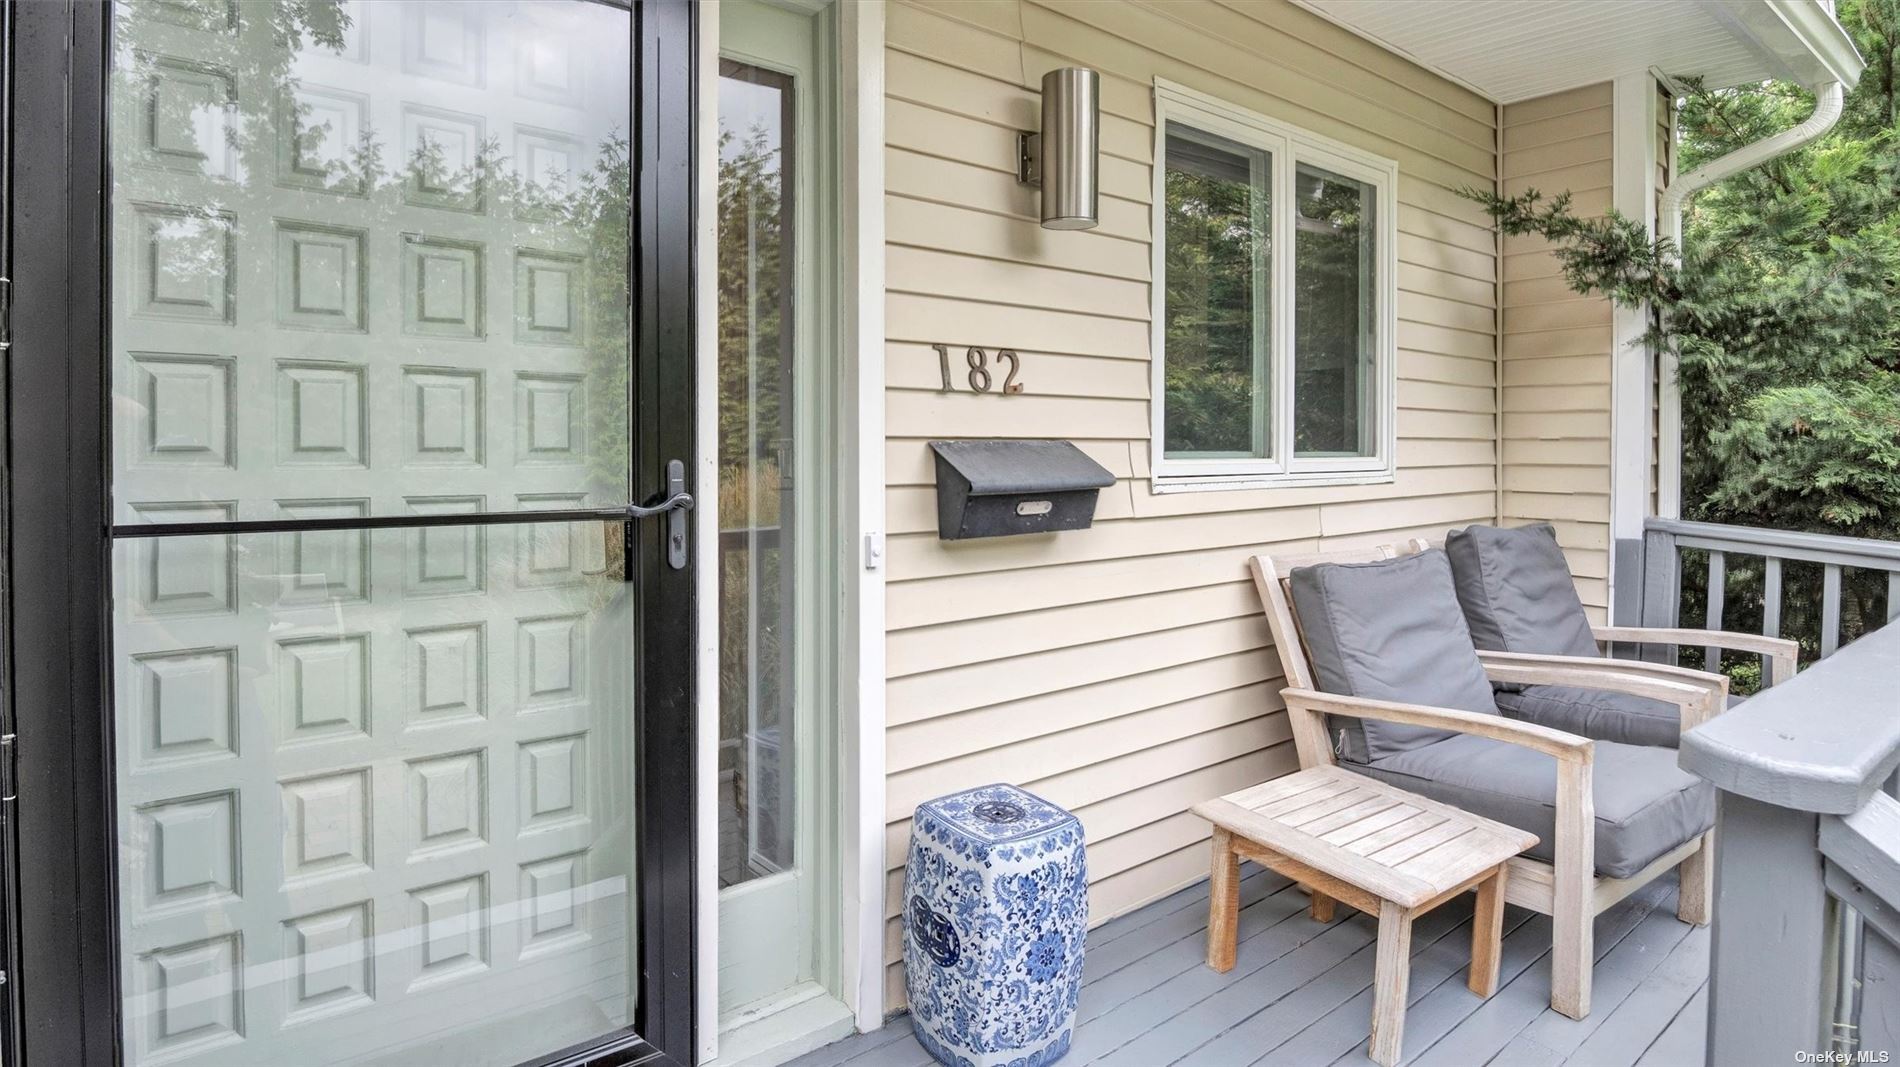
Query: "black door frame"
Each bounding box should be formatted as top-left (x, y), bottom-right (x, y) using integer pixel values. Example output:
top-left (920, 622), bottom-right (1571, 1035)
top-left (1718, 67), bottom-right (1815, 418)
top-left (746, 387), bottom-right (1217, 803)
top-left (0, 1), bottom-right (700, 1064)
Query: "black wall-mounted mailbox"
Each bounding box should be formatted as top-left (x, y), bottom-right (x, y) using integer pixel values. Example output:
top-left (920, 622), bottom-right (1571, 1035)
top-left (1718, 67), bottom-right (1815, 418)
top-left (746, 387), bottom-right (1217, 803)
top-left (930, 440), bottom-right (1115, 540)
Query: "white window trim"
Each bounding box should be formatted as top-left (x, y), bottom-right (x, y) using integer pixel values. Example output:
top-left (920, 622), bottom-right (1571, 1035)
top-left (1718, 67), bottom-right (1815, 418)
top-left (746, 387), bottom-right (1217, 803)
top-left (1149, 78), bottom-right (1399, 493)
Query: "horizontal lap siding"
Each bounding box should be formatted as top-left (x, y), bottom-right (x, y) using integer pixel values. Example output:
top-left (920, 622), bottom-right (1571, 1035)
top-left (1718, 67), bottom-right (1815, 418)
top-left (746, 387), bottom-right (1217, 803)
top-left (1500, 83), bottom-right (1614, 614)
top-left (881, 0), bottom-right (1500, 1008)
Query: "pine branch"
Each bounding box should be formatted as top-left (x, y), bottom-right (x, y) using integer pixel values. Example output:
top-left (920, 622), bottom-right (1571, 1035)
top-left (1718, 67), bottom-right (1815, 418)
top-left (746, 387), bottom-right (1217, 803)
top-left (1459, 187), bottom-right (1683, 309)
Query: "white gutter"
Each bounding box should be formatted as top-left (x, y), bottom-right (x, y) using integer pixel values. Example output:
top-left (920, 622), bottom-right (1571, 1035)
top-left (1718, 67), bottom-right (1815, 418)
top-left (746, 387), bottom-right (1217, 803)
top-left (1655, 78), bottom-right (1846, 518)
top-left (1660, 79), bottom-right (1846, 249)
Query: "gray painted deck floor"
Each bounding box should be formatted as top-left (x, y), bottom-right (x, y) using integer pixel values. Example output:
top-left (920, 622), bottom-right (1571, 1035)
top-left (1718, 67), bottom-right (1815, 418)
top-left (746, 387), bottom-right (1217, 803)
top-left (788, 864), bottom-right (1708, 1067)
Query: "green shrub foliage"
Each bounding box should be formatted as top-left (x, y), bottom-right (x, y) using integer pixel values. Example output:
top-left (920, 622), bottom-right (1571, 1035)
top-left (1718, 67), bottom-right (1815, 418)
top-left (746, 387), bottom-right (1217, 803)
top-left (1465, 0), bottom-right (1900, 543)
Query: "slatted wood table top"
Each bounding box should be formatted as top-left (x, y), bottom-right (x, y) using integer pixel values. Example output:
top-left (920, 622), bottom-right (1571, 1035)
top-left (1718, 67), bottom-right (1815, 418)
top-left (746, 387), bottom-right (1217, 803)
top-left (1191, 765), bottom-right (1539, 909)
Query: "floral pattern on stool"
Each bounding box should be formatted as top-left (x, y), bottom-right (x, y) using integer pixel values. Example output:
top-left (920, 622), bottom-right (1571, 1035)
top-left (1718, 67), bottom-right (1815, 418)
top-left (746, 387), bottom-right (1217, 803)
top-left (905, 783), bottom-right (1087, 1067)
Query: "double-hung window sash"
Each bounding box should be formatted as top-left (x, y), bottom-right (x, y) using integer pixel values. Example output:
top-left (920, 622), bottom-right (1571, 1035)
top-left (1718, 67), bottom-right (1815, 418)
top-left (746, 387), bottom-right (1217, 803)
top-left (1151, 80), bottom-right (1397, 489)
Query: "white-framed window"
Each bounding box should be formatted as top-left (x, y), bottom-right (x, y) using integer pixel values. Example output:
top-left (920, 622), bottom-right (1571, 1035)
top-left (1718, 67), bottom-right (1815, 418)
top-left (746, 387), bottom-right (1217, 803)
top-left (1150, 79), bottom-right (1399, 489)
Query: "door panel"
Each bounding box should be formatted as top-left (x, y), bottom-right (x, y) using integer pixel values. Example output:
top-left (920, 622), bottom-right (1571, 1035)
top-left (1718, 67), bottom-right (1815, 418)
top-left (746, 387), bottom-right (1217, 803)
top-left (87, 2), bottom-right (687, 1065)
top-left (108, 0), bottom-right (633, 525)
top-left (6, 1), bottom-right (698, 1064)
top-left (111, 522), bottom-right (638, 1066)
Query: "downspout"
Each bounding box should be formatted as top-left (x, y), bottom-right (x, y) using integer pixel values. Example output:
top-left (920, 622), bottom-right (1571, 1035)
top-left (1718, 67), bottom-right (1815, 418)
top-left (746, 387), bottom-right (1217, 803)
top-left (1661, 79), bottom-right (1845, 245)
top-left (1654, 79), bottom-right (1845, 518)
top-left (1493, 100), bottom-right (1505, 527)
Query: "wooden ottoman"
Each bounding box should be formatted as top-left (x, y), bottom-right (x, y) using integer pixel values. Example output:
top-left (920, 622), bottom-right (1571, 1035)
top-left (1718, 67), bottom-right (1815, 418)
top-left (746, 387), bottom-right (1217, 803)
top-left (1193, 766), bottom-right (1538, 1067)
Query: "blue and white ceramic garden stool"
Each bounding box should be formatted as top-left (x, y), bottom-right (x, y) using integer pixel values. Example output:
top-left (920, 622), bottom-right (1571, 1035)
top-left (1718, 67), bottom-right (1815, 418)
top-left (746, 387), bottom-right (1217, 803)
top-left (904, 783), bottom-right (1087, 1067)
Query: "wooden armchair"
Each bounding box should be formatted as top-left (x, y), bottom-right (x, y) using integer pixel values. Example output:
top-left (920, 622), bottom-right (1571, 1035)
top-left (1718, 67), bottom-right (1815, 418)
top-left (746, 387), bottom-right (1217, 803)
top-left (1251, 546), bottom-right (1728, 1020)
top-left (1403, 536), bottom-right (1800, 691)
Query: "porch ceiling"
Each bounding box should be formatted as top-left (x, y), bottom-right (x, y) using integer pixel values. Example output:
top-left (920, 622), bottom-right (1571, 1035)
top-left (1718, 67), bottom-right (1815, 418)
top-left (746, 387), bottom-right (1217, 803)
top-left (1290, 0), bottom-right (1864, 104)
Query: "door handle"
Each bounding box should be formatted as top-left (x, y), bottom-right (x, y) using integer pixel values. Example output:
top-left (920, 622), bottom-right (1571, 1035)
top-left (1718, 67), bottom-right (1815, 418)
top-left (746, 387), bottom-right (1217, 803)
top-left (627, 459), bottom-right (694, 570)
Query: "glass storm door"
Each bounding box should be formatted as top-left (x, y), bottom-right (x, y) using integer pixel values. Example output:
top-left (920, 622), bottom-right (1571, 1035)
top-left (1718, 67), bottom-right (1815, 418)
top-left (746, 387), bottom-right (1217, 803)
top-left (2, 2), bottom-right (697, 1065)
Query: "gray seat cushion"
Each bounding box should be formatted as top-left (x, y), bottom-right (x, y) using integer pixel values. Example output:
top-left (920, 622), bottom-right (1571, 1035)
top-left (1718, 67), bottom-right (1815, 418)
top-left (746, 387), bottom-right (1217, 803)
top-left (1445, 523), bottom-right (1599, 659)
top-left (1289, 549), bottom-right (1501, 764)
top-left (1496, 685), bottom-right (1682, 749)
top-left (1352, 733), bottom-right (1715, 878)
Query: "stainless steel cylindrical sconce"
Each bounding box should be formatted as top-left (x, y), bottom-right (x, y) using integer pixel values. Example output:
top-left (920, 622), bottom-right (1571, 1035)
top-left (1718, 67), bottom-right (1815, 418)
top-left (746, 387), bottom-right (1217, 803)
top-left (1017, 67), bottom-right (1099, 230)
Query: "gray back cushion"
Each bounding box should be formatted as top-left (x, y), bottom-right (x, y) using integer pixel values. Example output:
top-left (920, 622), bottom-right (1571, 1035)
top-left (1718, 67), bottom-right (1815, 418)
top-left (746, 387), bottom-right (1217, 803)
top-left (1444, 523), bottom-right (1599, 658)
top-left (1289, 549), bottom-right (1500, 763)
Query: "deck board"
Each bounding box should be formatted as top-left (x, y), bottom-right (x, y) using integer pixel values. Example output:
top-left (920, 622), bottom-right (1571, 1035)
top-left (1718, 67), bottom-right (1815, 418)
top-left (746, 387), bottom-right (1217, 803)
top-left (1413, 876), bottom-right (1677, 1067)
top-left (784, 862), bottom-right (1708, 1067)
top-left (1082, 869), bottom-right (1278, 990)
top-left (1482, 891), bottom-right (1697, 1065)
top-left (1564, 925), bottom-right (1711, 1067)
top-left (1633, 986), bottom-right (1707, 1067)
top-left (1255, 908), bottom-right (1537, 1066)
top-left (1077, 875), bottom-right (1297, 1032)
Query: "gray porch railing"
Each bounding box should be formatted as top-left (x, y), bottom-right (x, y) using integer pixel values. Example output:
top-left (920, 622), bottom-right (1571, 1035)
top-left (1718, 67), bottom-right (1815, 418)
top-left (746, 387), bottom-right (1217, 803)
top-left (1643, 517), bottom-right (1900, 667)
top-left (1680, 606), bottom-right (1900, 1064)
top-left (1646, 518), bottom-right (1900, 1063)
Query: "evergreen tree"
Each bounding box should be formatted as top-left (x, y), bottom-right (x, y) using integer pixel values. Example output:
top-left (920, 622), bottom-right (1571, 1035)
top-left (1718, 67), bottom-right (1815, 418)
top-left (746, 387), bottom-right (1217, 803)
top-left (1464, 0), bottom-right (1900, 660)
top-left (1469, 0), bottom-right (1900, 539)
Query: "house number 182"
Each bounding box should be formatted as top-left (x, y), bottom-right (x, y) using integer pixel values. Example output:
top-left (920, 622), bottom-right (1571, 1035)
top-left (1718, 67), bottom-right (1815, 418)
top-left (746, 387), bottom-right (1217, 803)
top-left (934, 344), bottom-right (1025, 395)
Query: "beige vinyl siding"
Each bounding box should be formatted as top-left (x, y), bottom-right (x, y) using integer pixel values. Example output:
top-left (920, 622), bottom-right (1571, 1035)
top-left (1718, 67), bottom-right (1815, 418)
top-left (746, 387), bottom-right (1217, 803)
top-left (1499, 83), bottom-right (1615, 615)
top-left (881, 0), bottom-right (1500, 1008)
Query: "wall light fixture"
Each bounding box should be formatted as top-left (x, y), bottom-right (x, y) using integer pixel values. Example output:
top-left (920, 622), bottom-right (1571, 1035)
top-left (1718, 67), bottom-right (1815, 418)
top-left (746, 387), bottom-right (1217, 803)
top-left (1017, 67), bottom-right (1100, 231)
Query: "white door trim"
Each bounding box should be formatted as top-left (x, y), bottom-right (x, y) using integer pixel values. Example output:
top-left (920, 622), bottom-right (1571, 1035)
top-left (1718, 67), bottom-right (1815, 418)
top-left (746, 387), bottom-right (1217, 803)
top-left (837, 0), bottom-right (888, 1036)
top-left (693, 2), bottom-right (887, 1058)
top-left (1609, 70), bottom-right (1660, 619)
